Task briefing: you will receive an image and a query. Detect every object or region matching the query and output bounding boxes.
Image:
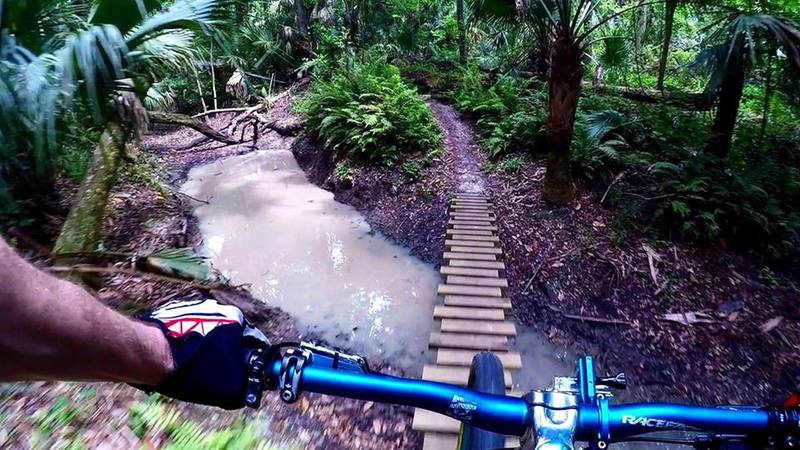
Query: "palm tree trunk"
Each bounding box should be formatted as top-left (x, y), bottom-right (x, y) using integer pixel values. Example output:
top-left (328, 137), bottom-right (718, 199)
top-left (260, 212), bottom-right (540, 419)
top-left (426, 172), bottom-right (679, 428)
top-left (456, 0), bottom-right (466, 64)
top-left (53, 122), bottom-right (127, 256)
top-left (543, 36), bottom-right (583, 204)
top-left (760, 52), bottom-right (773, 141)
top-left (656, 0), bottom-right (677, 91)
top-left (235, 1), bottom-right (248, 27)
top-left (294, 0), bottom-right (313, 56)
top-left (706, 61), bottom-right (746, 158)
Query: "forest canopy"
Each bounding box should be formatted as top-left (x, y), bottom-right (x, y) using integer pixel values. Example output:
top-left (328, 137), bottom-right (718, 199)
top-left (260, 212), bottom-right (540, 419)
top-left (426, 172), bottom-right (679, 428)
top-left (0, 0), bottom-right (798, 261)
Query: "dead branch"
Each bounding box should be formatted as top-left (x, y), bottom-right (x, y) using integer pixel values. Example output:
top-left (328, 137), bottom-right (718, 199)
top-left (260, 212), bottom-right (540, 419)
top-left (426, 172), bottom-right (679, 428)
top-left (149, 111), bottom-right (237, 144)
top-left (48, 264), bottom-right (229, 290)
top-left (548, 305), bottom-right (633, 326)
top-left (192, 107), bottom-right (250, 119)
top-left (601, 171), bottom-right (626, 204)
top-left (521, 260), bottom-right (545, 295)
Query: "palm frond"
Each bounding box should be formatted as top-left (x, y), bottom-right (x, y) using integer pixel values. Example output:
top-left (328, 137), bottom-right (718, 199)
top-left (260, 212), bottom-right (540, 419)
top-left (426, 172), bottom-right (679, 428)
top-left (136, 29), bottom-right (197, 70)
top-left (125, 0), bottom-right (221, 49)
top-left (144, 81), bottom-right (176, 111)
top-left (585, 109), bottom-right (629, 142)
top-left (90, 0), bottom-right (165, 34)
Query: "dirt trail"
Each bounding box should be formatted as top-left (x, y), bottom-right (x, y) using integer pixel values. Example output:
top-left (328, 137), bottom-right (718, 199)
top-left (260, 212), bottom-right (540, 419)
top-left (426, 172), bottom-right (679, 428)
top-left (427, 100), bottom-right (485, 194)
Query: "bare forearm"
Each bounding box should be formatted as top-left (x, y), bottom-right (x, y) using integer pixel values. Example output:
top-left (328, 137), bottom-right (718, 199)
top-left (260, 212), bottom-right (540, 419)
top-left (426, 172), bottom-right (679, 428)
top-left (0, 238), bottom-right (173, 384)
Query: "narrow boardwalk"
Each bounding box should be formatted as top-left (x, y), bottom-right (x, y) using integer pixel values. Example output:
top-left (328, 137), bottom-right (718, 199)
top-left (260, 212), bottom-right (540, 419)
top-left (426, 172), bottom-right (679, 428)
top-left (412, 192), bottom-right (522, 449)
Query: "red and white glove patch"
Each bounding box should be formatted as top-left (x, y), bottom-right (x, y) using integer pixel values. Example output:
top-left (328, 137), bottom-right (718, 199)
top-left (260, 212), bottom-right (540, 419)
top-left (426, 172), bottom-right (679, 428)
top-left (150, 299), bottom-right (244, 338)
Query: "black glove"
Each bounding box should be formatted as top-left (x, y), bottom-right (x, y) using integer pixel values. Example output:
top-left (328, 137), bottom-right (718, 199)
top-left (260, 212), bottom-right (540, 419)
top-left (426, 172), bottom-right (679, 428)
top-left (135, 299), bottom-right (270, 410)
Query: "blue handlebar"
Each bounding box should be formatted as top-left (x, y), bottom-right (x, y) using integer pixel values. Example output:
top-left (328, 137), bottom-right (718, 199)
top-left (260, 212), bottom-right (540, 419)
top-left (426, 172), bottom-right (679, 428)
top-left (579, 403), bottom-right (770, 440)
top-left (267, 351), bottom-right (786, 445)
top-left (269, 360), bottom-right (532, 436)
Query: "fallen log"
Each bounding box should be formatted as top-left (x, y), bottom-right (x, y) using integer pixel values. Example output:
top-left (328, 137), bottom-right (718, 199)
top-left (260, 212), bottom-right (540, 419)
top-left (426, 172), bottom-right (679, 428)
top-left (585, 83), bottom-right (712, 111)
top-left (148, 111), bottom-right (238, 144)
top-left (192, 107), bottom-right (250, 119)
top-left (254, 115), bottom-right (305, 136)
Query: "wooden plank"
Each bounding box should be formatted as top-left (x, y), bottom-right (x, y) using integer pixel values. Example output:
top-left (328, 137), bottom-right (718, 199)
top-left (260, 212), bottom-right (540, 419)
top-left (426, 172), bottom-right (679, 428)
top-left (450, 212), bottom-right (494, 218)
top-left (446, 275), bottom-right (508, 288)
top-left (438, 284), bottom-right (502, 297)
top-left (450, 215), bottom-right (495, 221)
top-left (437, 349), bottom-right (522, 369)
top-left (440, 266), bottom-right (499, 278)
top-left (421, 432), bottom-right (456, 450)
top-left (448, 220), bottom-right (494, 226)
top-left (451, 224), bottom-right (498, 231)
top-left (451, 205), bottom-right (491, 211)
top-left (443, 252), bottom-right (496, 261)
top-left (421, 432), bottom-right (519, 450)
top-left (444, 295), bottom-right (512, 310)
top-left (450, 234), bottom-right (499, 242)
top-left (414, 410), bottom-right (460, 434)
top-left (446, 229), bottom-right (493, 237)
top-left (429, 331), bottom-right (508, 350)
top-left (445, 239), bottom-right (495, 248)
top-left (441, 319), bottom-right (517, 336)
top-left (454, 192), bottom-right (485, 197)
top-left (450, 207), bottom-right (492, 212)
top-left (422, 365), bottom-right (512, 387)
top-left (449, 246), bottom-right (503, 255)
top-left (447, 259), bottom-right (505, 269)
top-left (451, 198), bottom-right (490, 203)
top-left (450, 202), bottom-right (490, 208)
top-left (433, 305), bottom-right (505, 320)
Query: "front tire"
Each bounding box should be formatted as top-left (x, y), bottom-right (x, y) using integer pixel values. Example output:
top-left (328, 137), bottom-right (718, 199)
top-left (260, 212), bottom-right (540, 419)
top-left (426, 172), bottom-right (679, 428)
top-left (457, 352), bottom-right (506, 450)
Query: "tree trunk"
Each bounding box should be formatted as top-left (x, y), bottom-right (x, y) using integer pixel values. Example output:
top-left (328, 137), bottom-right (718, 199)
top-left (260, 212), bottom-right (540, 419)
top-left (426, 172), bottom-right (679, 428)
top-left (294, 0), bottom-right (313, 56)
top-left (760, 52), bottom-right (773, 140)
top-left (235, 0), bottom-right (248, 27)
top-left (344, 0), bottom-right (359, 47)
top-left (456, 0), bottom-right (466, 64)
top-left (635, 4), bottom-right (648, 56)
top-left (53, 122), bottom-right (127, 256)
top-left (656, 0), bottom-right (677, 91)
top-left (706, 60), bottom-right (746, 158)
top-left (543, 36), bottom-right (583, 204)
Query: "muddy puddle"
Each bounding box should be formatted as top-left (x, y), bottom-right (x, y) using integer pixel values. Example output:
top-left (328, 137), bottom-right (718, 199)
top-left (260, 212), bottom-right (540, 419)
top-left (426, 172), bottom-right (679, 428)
top-left (182, 149), bottom-right (440, 374)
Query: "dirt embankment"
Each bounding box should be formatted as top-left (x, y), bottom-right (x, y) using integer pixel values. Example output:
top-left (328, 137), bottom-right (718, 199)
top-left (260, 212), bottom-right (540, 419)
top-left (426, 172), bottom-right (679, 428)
top-left (294, 97), bottom-right (800, 407)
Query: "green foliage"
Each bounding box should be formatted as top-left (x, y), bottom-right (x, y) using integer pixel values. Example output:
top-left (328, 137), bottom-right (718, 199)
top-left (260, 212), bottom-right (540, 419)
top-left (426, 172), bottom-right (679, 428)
top-left (0, 0), bottom-right (222, 218)
top-left (129, 396), bottom-right (296, 450)
top-left (500, 155), bottom-right (525, 173)
top-left (650, 153), bottom-right (800, 258)
top-left (300, 61), bottom-right (442, 164)
top-left (403, 160), bottom-right (423, 180)
top-left (34, 396), bottom-right (82, 434)
top-left (452, 66), bottom-right (546, 158)
top-left (570, 97), bottom-right (800, 258)
top-left (336, 163), bottom-right (353, 183)
top-left (58, 124), bottom-right (102, 183)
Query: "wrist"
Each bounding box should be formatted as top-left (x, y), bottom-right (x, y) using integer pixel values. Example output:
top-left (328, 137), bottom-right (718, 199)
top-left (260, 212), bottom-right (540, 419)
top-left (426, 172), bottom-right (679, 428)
top-left (130, 320), bottom-right (174, 385)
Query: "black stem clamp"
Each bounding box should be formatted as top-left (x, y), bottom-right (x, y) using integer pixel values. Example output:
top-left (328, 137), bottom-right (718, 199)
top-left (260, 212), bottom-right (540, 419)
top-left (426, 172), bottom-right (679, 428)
top-left (278, 346), bottom-right (313, 404)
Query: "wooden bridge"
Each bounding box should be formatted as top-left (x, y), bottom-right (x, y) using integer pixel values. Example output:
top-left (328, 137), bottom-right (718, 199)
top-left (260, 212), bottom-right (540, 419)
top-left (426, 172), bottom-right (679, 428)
top-left (412, 192), bottom-right (522, 449)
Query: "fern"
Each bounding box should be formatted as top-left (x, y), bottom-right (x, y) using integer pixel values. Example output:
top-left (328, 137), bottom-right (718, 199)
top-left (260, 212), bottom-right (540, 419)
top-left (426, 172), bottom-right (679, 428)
top-left (452, 67), bottom-right (546, 159)
top-left (128, 398), bottom-right (300, 449)
top-left (300, 61), bottom-right (442, 164)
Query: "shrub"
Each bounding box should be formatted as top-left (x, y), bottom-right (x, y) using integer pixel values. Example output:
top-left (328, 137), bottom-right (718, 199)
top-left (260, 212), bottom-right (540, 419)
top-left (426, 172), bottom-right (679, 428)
top-left (452, 67), bottom-right (546, 159)
top-left (572, 104), bottom-right (799, 259)
top-left (650, 154), bottom-right (800, 258)
top-left (300, 62), bottom-right (442, 165)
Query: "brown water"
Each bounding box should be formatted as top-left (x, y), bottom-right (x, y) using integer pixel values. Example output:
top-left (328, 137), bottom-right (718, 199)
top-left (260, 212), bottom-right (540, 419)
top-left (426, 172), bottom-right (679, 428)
top-left (182, 150), bottom-right (440, 373)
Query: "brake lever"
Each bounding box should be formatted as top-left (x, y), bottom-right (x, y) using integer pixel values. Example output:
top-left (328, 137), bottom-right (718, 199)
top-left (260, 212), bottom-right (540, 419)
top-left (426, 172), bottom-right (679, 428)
top-left (244, 347), bottom-right (268, 409)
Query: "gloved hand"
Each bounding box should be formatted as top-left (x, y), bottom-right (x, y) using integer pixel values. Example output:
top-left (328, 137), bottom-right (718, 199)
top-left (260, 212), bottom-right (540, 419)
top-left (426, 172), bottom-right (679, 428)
top-left (135, 299), bottom-right (270, 410)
